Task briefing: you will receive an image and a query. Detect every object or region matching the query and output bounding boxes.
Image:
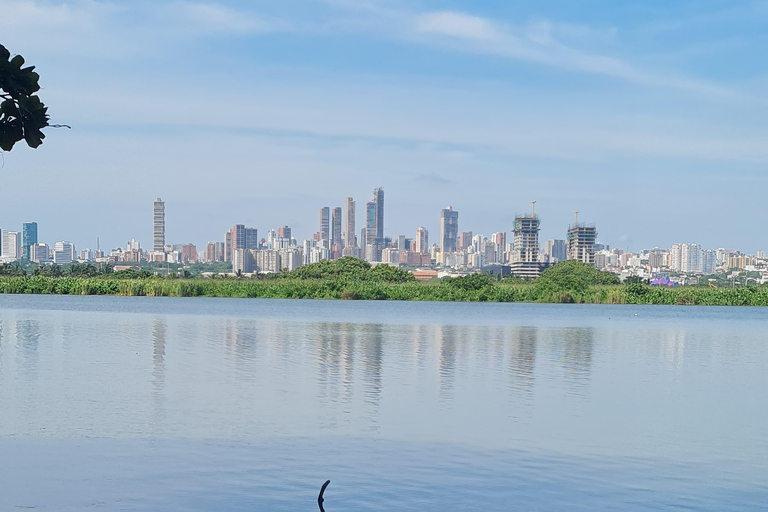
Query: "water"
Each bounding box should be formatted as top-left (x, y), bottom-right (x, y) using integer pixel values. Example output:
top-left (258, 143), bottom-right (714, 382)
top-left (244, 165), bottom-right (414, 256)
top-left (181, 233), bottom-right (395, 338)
top-left (0, 295), bottom-right (766, 511)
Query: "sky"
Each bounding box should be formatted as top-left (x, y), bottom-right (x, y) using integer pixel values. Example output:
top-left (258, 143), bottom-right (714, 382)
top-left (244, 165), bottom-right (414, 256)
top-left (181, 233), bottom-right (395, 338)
top-left (1, 0), bottom-right (767, 254)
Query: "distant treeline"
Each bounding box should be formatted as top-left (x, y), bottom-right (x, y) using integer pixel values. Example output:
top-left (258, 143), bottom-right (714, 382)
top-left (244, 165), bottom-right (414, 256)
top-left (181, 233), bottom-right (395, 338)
top-left (1, 258), bottom-right (768, 306)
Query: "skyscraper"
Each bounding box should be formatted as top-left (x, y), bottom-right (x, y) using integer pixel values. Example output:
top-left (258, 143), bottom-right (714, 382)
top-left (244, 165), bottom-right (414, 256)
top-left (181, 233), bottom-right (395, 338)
top-left (2, 231), bottom-right (21, 260)
top-left (458, 231), bottom-right (473, 251)
top-left (544, 239), bottom-right (567, 263)
top-left (440, 206), bottom-right (459, 254)
top-left (415, 227), bottom-right (428, 254)
top-left (319, 207), bottom-right (330, 247)
top-left (245, 228), bottom-right (259, 250)
top-left (22, 222), bottom-right (38, 260)
top-left (230, 224), bottom-right (246, 252)
top-left (225, 231), bottom-right (232, 262)
top-left (153, 198), bottom-right (165, 252)
top-left (567, 212), bottom-right (597, 265)
top-left (332, 207), bottom-right (342, 250)
top-left (345, 197), bottom-right (355, 248)
top-left (277, 226), bottom-right (291, 239)
top-left (373, 187), bottom-right (384, 241)
top-left (513, 214), bottom-right (540, 264)
top-left (511, 205), bottom-right (542, 278)
top-left (365, 201), bottom-right (376, 242)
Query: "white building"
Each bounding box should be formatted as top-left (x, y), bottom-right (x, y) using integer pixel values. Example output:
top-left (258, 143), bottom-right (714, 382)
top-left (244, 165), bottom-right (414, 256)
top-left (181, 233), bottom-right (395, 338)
top-left (2, 231), bottom-right (21, 260)
top-left (30, 243), bottom-right (52, 264)
top-left (53, 241), bottom-right (75, 265)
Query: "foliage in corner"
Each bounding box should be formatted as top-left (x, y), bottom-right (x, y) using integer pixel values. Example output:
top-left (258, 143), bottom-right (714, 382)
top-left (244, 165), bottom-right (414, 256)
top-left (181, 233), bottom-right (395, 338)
top-left (0, 44), bottom-right (49, 151)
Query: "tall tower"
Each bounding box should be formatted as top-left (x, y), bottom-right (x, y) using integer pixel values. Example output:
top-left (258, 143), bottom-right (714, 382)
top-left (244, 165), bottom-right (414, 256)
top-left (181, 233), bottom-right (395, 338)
top-left (331, 207), bottom-right (342, 254)
top-left (415, 227), bottom-right (429, 254)
top-left (567, 211), bottom-right (597, 265)
top-left (319, 207), bottom-right (330, 247)
top-left (153, 198), bottom-right (165, 252)
top-left (231, 224), bottom-right (246, 251)
top-left (345, 197), bottom-right (356, 248)
top-left (245, 228), bottom-right (259, 250)
top-left (510, 202), bottom-right (542, 278)
top-left (373, 187), bottom-right (384, 241)
top-left (22, 222), bottom-right (38, 260)
top-left (365, 201), bottom-right (376, 242)
top-left (440, 206), bottom-right (459, 254)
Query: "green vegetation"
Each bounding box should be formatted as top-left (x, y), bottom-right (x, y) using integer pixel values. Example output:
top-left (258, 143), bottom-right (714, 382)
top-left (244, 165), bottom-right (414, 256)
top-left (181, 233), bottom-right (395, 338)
top-left (1, 258), bottom-right (767, 306)
top-left (1, 44), bottom-right (50, 151)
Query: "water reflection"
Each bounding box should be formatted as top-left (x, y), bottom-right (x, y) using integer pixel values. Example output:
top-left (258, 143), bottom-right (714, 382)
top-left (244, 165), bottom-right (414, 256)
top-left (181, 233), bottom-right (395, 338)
top-left (509, 326), bottom-right (537, 396)
top-left (438, 325), bottom-right (457, 402)
top-left (360, 324), bottom-right (383, 430)
top-left (555, 327), bottom-right (594, 396)
top-left (0, 318), bottom-right (4, 374)
top-left (151, 318), bottom-right (166, 431)
top-left (15, 319), bottom-right (41, 380)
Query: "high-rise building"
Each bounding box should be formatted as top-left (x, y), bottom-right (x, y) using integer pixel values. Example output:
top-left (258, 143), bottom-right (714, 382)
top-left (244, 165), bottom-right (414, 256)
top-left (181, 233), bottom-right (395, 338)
top-left (544, 239), bottom-right (567, 263)
top-left (345, 197), bottom-right (355, 248)
top-left (2, 231), bottom-right (21, 260)
top-left (332, 207), bottom-right (342, 250)
top-left (230, 224), bottom-right (246, 253)
top-left (29, 242), bottom-right (51, 263)
top-left (511, 205), bottom-right (542, 278)
top-left (365, 201), bottom-right (376, 242)
top-left (415, 227), bottom-right (428, 254)
top-left (567, 214), bottom-right (597, 265)
top-left (702, 249), bottom-right (717, 274)
top-left (22, 222), bottom-right (38, 260)
top-left (458, 231), bottom-right (473, 251)
top-left (319, 207), bottom-right (330, 247)
top-left (373, 187), bottom-right (384, 241)
top-left (277, 226), bottom-right (291, 239)
top-left (181, 244), bottom-right (197, 263)
top-left (224, 231), bottom-right (232, 262)
top-left (53, 241), bottom-right (75, 264)
top-left (205, 242), bottom-right (217, 262)
top-left (680, 243), bottom-right (702, 273)
top-left (360, 227), bottom-right (367, 251)
top-left (669, 244), bottom-right (682, 271)
top-left (440, 206), bottom-right (459, 255)
top-left (245, 228), bottom-right (259, 250)
top-left (153, 198), bottom-right (165, 252)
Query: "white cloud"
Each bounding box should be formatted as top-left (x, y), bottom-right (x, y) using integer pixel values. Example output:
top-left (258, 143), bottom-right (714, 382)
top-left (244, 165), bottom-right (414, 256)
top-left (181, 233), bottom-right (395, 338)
top-left (416, 11), bottom-right (502, 41)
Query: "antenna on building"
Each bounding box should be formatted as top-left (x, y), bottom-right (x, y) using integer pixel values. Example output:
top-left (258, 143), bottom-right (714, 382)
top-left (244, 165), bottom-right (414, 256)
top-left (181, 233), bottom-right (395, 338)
top-left (97, 237), bottom-right (100, 251)
top-left (531, 200), bottom-right (536, 216)
top-left (574, 210), bottom-right (579, 225)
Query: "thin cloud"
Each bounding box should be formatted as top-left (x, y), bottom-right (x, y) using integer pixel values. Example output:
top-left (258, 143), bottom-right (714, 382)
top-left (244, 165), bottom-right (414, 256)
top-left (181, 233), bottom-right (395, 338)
top-left (416, 11), bottom-right (502, 41)
top-left (415, 173), bottom-right (451, 186)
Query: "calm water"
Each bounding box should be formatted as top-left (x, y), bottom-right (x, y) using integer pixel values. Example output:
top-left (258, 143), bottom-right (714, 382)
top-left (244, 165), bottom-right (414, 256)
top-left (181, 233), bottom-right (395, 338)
top-left (0, 295), bottom-right (766, 511)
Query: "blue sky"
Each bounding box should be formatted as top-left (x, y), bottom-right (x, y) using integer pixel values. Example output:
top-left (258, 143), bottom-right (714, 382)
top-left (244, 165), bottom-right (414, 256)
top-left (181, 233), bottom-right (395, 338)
top-left (2, 0), bottom-right (767, 253)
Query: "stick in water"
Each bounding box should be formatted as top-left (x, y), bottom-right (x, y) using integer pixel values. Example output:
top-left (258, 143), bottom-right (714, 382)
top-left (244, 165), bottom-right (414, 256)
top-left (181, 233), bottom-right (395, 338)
top-left (318, 480), bottom-right (331, 512)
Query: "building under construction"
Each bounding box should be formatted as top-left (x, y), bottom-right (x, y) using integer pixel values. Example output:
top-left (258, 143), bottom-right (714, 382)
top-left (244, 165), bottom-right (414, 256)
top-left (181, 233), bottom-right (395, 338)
top-left (511, 202), bottom-right (545, 278)
top-left (567, 212), bottom-right (598, 265)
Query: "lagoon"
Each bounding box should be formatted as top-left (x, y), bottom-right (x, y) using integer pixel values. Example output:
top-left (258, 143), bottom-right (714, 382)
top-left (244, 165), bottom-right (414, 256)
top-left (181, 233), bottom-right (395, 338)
top-left (0, 295), bottom-right (766, 510)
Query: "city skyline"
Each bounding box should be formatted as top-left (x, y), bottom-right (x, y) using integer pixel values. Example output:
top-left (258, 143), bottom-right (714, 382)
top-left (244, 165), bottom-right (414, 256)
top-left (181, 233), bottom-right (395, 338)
top-left (1, 1), bottom-right (767, 254)
top-left (2, 190), bottom-right (766, 265)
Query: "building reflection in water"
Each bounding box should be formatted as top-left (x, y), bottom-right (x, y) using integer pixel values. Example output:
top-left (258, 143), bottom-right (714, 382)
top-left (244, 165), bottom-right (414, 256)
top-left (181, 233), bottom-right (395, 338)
top-left (151, 318), bottom-right (166, 430)
top-left (15, 319), bottom-right (41, 380)
top-left (555, 327), bottom-right (595, 396)
top-left (659, 329), bottom-right (686, 371)
top-left (508, 326), bottom-right (537, 397)
top-left (0, 318), bottom-right (4, 374)
top-left (438, 325), bottom-right (458, 402)
top-left (359, 323), bottom-right (383, 430)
